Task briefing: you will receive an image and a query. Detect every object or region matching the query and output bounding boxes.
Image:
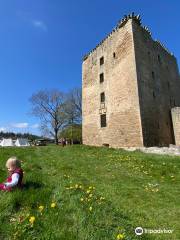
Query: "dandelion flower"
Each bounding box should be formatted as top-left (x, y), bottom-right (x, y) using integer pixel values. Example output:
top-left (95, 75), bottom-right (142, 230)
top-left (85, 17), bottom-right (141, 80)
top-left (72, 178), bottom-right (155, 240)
top-left (86, 190), bottom-right (91, 194)
top-left (51, 203), bottom-right (56, 208)
top-left (100, 196), bottom-right (105, 200)
top-left (89, 194), bottom-right (93, 198)
top-left (117, 233), bottom-right (124, 239)
top-left (38, 205), bottom-right (44, 212)
top-left (29, 216), bottom-right (35, 225)
top-left (80, 198), bottom-right (84, 202)
top-left (75, 184), bottom-right (79, 188)
top-left (89, 206), bottom-right (92, 211)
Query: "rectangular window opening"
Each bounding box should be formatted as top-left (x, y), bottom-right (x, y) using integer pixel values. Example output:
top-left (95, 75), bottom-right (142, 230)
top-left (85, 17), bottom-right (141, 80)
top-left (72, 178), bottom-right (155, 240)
top-left (100, 73), bottom-right (104, 83)
top-left (100, 92), bottom-right (105, 103)
top-left (152, 71), bottom-right (155, 79)
top-left (100, 57), bottom-right (104, 65)
top-left (100, 114), bottom-right (106, 127)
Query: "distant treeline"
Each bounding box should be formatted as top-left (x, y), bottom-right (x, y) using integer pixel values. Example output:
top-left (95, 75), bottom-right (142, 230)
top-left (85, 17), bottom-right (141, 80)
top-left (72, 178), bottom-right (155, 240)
top-left (0, 131), bottom-right (40, 140)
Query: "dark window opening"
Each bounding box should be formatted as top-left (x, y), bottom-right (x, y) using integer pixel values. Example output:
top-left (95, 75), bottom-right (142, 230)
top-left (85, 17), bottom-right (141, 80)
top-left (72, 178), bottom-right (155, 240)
top-left (113, 52), bottom-right (116, 58)
top-left (158, 55), bottom-right (161, 64)
top-left (153, 91), bottom-right (156, 99)
top-left (100, 92), bottom-right (105, 103)
top-left (100, 114), bottom-right (106, 127)
top-left (152, 71), bottom-right (155, 79)
top-left (100, 57), bottom-right (104, 65)
top-left (100, 73), bottom-right (104, 83)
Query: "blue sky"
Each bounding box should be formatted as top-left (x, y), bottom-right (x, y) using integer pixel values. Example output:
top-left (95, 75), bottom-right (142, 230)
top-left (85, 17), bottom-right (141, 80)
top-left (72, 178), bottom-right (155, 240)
top-left (0, 0), bottom-right (180, 135)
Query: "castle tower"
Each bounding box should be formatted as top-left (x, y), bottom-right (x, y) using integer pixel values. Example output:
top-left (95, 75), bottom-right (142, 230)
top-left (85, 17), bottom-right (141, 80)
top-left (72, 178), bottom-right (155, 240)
top-left (82, 14), bottom-right (180, 147)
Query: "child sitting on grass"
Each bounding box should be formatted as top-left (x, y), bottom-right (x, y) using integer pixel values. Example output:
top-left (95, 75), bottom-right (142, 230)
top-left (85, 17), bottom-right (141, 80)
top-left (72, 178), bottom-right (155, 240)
top-left (0, 156), bottom-right (23, 191)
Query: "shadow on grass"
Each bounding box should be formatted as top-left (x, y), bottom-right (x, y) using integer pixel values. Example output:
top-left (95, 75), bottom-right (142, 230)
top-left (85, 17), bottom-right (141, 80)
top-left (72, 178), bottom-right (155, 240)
top-left (23, 181), bottom-right (44, 190)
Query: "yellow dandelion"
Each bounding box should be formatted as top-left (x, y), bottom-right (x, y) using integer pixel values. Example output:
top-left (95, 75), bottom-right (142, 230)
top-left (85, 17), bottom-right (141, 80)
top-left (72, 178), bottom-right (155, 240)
top-left (89, 193), bottom-right (93, 198)
top-left (80, 198), bottom-right (84, 202)
top-left (100, 196), bottom-right (105, 200)
top-left (117, 233), bottom-right (124, 239)
top-left (89, 206), bottom-right (92, 211)
top-left (86, 190), bottom-right (91, 194)
top-left (51, 202), bottom-right (56, 208)
top-left (38, 205), bottom-right (44, 211)
top-left (29, 216), bottom-right (35, 225)
top-left (75, 184), bottom-right (79, 188)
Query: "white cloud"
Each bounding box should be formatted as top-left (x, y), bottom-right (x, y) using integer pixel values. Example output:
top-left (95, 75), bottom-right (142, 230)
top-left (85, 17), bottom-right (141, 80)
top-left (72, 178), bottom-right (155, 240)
top-left (11, 123), bottom-right (29, 129)
top-left (32, 20), bottom-right (47, 31)
top-left (31, 124), bottom-right (39, 129)
top-left (0, 127), bottom-right (7, 132)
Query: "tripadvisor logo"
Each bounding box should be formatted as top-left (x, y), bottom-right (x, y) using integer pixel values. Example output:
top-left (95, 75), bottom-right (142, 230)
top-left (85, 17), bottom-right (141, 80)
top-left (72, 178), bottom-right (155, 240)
top-left (135, 226), bottom-right (174, 235)
top-left (135, 227), bottom-right (143, 235)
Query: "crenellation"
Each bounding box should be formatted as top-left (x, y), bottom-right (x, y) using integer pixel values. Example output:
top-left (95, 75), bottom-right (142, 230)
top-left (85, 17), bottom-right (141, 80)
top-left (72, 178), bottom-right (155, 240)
top-left (155, 40), bottom-right (174, 56)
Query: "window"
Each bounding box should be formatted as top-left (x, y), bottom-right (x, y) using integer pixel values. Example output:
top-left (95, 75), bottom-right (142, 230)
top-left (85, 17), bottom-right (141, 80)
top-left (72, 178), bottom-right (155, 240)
top-left (100, 57), bottom-right (104, 65)
top-left (100, 114), bottom-right (106, 127)
top-left (152, 71), bottom-right (155, 79)
top-left (158, 55), bottom-right (161, 64)
top-left (153, 91), bottom-right (156, 99)
top-left (113, 52), bottom-right (116, 58)
top-left (100, 73), bottom-right (104, 83)
top-left (100, 92), bottom-right (105, 103)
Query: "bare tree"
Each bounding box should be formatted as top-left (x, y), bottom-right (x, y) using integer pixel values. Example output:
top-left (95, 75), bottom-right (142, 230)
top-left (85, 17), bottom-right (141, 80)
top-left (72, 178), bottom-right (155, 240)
top-left (29, 90), bottom-right (66, 145)
top-left (63, 88), bottom-right (82, 144)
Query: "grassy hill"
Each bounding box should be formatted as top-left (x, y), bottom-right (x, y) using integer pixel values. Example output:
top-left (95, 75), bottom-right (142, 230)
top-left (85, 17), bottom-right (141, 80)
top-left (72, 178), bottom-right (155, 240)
top-left (0, 145), bottom-right (179, 240)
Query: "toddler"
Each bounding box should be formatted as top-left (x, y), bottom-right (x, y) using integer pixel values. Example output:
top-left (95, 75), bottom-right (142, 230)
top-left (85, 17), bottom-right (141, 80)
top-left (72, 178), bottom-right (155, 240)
top-left (0, 156), bottom-right (23, 191)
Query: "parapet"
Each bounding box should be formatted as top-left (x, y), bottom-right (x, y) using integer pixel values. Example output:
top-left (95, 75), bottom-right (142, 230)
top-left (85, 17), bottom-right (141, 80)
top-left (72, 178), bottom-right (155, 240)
top-left (82, 13), bottom-right (174, 61)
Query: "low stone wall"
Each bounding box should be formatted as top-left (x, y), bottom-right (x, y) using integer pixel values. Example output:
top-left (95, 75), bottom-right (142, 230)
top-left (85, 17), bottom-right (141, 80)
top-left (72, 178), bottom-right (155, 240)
top-left (123, 145), bottom-right (180, 156)
top-left (171, 107), bottom-right (180, 146)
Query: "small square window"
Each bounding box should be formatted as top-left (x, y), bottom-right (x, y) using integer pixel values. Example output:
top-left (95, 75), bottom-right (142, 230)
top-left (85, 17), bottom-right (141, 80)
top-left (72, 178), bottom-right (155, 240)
top-left (100, 92), bottom-right (105, 103)
top-left (100, 114), bottom-right (106, 127)
top-left (100, 57), bottom-right (104, 65)
top-left (113, 52), bottom-right (116, 58)
top-left (100, 73), bottom-right (104, 83)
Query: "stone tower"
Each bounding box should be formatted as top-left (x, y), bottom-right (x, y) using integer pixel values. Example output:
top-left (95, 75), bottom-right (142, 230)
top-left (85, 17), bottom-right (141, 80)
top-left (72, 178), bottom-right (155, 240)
top-left (82, 13), bottom-right (180, 148)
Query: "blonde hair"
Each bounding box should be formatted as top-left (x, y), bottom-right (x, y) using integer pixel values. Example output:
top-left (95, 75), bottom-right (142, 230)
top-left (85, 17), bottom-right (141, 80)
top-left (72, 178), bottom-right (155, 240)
top-left (6, 156), bottom-right (21, 168)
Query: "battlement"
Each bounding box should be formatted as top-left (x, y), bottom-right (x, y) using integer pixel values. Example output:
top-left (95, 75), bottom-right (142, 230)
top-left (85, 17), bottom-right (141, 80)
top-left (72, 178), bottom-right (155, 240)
top-left (83, 13), bottom-right (174, 61)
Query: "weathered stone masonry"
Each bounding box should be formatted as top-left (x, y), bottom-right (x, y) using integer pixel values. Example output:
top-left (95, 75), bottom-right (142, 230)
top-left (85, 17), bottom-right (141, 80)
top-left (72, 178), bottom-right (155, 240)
top-left (82, 13), bottom-right (180, 147)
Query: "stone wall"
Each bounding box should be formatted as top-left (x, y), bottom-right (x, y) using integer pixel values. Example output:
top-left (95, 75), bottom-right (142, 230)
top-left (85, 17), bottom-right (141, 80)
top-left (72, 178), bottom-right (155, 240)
top-left (171, 107), bottom-right (180, 146)
top-left (82, 19), bottom-right (143, 148)
top-left (133, 21), bottom-right (180, 146)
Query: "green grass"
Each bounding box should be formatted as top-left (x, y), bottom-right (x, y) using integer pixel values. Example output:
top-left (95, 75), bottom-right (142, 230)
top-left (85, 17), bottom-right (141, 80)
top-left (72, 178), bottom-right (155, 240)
top-left (0, 145), bottom-right (179, 240)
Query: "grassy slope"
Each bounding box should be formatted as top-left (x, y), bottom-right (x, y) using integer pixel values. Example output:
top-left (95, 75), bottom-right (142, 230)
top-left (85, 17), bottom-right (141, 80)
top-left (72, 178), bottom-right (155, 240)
top-left (0, 145), bottom-right (179, 240)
